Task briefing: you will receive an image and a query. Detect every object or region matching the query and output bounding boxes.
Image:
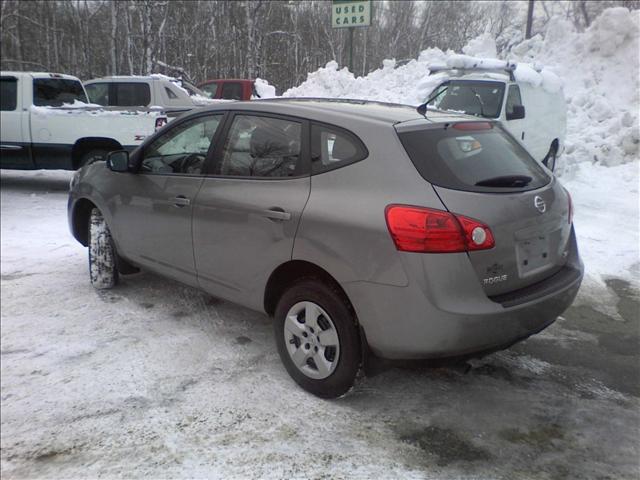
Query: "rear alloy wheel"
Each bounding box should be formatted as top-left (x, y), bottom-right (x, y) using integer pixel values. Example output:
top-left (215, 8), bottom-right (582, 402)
top-left (543, 145), bottom-right (557, 172)
top-left (88, 208), bottom-right (118, 289)
top-left (274, 279), bottom-right (361, 398)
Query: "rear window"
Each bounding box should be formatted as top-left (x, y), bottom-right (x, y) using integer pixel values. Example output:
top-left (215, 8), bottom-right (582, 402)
top-left (113, 83), bottom-right (150, 106)
top-left (33, 78), bottom-right (87, 106)
top-left (1, 77), bottom-right (17, 111)
top-left (397, 123), bottom-right (550, 193)
top-left (221, 82), bottom-right (243, 100)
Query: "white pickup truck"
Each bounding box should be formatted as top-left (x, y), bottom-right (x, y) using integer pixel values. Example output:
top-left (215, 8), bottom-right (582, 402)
top-left (0, 71), bottom-right (167, 170)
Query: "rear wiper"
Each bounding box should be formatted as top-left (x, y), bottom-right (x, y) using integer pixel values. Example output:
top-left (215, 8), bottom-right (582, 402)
top-left (469, 87), bottom-right (486, 118)
top-left (475, 175), bottom-right (532, 187)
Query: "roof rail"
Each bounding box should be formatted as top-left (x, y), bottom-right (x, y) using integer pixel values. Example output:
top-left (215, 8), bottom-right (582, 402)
top-left (429, 62), bottom-right (517, 81)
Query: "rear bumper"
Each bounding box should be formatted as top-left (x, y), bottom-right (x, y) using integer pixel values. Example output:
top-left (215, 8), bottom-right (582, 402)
top-left (344, 227), bottom-right (583, 360)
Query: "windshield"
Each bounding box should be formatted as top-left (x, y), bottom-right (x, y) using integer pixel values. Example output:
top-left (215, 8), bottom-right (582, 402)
top-left (428, 80), bottom-right (505, 118)
top-left (397, 123), bottom-right (550, 193)
top-left (33, 78), bottom-right (87, 106)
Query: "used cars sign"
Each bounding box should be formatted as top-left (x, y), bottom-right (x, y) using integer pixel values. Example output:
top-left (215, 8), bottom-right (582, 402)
top-left (331, 0), bottom-right (371, 28)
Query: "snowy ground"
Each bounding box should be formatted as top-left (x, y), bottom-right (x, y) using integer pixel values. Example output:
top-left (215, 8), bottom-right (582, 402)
top-left (1, 168), bottom-right (638, 479)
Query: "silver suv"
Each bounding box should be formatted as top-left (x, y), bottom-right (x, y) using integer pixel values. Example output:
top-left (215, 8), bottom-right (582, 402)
top-left (68, 99), bottom-right (583, 398)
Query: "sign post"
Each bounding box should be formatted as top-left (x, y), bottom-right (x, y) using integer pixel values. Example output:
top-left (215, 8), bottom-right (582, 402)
top-left (331, 0), bottom-right (372, 72)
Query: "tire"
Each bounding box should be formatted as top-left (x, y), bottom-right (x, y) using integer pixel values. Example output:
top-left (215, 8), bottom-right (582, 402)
top-left (274, 279), bottom-right (361, 398)
top-left (88, 208), bottom-right (118, 289)
top-left (79, 149), bottom-right (109, 169)
top-left (543, 145), bottom-right (557, 172)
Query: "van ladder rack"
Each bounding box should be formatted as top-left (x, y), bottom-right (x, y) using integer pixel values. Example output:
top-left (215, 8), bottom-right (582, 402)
top-left (429, 62), bottom-right (517, 81)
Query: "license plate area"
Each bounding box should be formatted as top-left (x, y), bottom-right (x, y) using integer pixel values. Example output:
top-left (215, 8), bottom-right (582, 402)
top-left (517, 235), bottom-right (551, 276)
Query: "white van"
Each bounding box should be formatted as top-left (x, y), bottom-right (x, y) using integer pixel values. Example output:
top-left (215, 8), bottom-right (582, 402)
top-left (425, 64), bottom-right (566, 171)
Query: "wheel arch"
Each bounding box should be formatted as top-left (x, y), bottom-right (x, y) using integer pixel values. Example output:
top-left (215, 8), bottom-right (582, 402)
top-left (72, 137), bottom-right (123, 169)
top-left (70, 197), bottom-right (98, 246)
top-left (264, 260), bottom-right (356, 319)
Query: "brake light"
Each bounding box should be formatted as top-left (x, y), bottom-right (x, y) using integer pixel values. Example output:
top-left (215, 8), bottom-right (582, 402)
top-left (564, 188), bottom-right (573, 224)
top-left (452, 122), bottom-right (493, 131)
top-left (155, 117), bottom-right (168, 130)
top-left (385, 205), bottom-right (495, 253)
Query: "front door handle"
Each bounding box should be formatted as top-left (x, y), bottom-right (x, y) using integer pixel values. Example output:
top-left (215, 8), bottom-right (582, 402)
top-left (173, 195), bottom-right (191, 207)
top-left (263, 207), bottom-right (291, 221)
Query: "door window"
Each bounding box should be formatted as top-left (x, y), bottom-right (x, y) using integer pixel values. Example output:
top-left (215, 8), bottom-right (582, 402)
top-left (311, 124), bottom-right (367, 174)
top-left (113, 83), bottom-right (150, 106)
top-left (216, 115), bottom-right (302, 178)
top-left (0, 78), bottom-right (17, 111)
top-left (221, 82), bottom-right (243, 100)
top-left (85, 83), bottom-right (109, 105)
top-left (140, 114), bottom-right (222, 175)
top-left (201, 82), bottom-right (219, 98)
top-left (505, 85), bottom-right (522, 116)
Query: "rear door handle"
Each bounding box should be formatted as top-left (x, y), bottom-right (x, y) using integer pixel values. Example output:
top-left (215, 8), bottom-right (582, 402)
top-left (173, 195), bottom-right (191, 207)
top-left (263, 207), bottom-right (291, 221)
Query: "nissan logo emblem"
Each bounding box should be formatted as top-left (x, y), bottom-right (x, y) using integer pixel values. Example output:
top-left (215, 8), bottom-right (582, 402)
top-left (534, 196), bottom-right (546, 213)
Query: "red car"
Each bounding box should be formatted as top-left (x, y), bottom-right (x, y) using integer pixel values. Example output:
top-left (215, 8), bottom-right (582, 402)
top-left (197, 79), bottom-right (257, 101)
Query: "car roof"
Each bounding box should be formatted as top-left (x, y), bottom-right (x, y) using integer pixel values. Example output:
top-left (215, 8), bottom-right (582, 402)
top-left (194, 98), bottom-right (482, 126)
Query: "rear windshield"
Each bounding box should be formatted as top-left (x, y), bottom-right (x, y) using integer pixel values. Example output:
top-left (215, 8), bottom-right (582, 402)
top-left (397, 123), bottom-right (550, 193)
top-left (33, 78), bottom-right (87, 106)
top-left (429, 80), bottom-right (505, 118)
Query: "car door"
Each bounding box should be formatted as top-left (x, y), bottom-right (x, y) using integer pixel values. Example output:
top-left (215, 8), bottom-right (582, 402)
top-left (0, 76), bottom-right (32, 168)
top-left (110, 112), bottom-right (225, 287)
top-left (192, 112), bottom-right (311, 309)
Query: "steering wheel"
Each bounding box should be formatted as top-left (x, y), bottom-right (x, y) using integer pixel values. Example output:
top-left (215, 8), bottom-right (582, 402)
top-left (178, 153), bottom-right (204, 174)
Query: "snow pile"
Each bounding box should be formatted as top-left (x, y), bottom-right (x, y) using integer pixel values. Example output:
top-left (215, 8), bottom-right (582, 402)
top-left (254, 78), bottom-right (276, 98)
top-left (508, 7), bottom-right (640, 171)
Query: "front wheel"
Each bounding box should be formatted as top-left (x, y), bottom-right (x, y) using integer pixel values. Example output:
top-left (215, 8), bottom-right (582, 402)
top-left (88, 208), bottom-right (118, 289)
top-left (274, 279), bottom-right (361, 398)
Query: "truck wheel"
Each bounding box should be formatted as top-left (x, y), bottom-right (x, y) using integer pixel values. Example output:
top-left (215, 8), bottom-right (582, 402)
top-left (88, 208), bottom-right (118, 289)
top-left (274, 279), bottom-right (361, 398)
top-left (543, 145), bottom-right (557, 172)
top-left (79, 149), bottom-right (109, 169)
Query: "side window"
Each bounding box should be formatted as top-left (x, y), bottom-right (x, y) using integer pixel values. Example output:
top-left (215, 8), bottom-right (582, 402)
top-left (217, 115), bottom-right (302, 178)
top-left (0, 78), bottom-right (17, 111)
top-left (221, 82), bottom-right (243, 100)
top-left (85, 83), bottom-right (109, 105)
top-left (113, 83), bottom-right (150, 106)
top-left (311, 124), bottom-right (367, 174)
top-left (165, 87), bottom-right (178, 99)
top-left (201, 82), bottom-right (218, 98)
top-left (140, 114), bottom-right (222, 175)
top-left (505, 85), bottom-right (522, 116)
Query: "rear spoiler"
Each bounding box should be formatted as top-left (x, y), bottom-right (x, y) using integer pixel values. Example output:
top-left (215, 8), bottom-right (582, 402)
top-left (429, 62), bottom-right (518, 81)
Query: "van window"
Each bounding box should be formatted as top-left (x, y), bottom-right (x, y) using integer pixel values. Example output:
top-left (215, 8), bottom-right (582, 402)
top-left (1, 78), bottom-right (17, 111)
top-left (165, 87), bottom-right (178, 99)
top-left (429, 80), bottom-right (505, 118)
top-left (33, 78), bottom-right (88, 106)
top-left (311, 124), bottom-right (367, 174)
top-left (112, 83), bottom-right (150, 106)
top-left (505, 85), bottom-right (523, 116)
top-left (221, 82), bottom-right (243, 100)
top-left (85, 83), bottom-right (109, 105)
top-left (397, 123), bottom-right (550, 193)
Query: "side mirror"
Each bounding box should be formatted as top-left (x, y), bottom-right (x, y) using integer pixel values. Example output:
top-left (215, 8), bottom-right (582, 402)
top-left (106, 150), bottom-right (130, 172)
top-left (506, 105), bottom-right (525, 120)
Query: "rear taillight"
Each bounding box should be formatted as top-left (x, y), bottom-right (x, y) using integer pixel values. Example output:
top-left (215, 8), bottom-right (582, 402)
top-left (155, 117), bottom-right (168, 130)
top-left (564, 188), bottom-right (573, 224)
top-left (385, 205), bottom-right (495, 253)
